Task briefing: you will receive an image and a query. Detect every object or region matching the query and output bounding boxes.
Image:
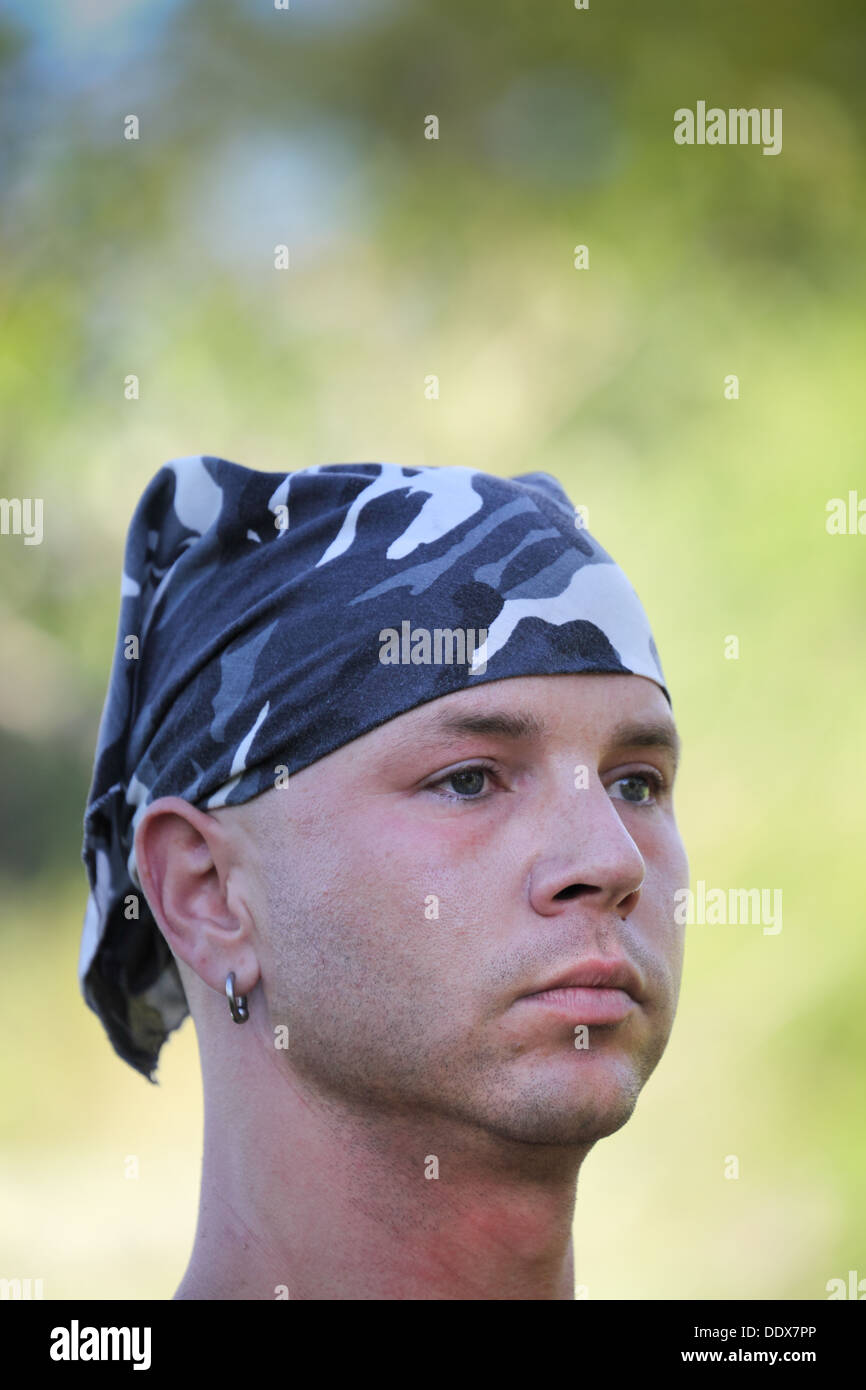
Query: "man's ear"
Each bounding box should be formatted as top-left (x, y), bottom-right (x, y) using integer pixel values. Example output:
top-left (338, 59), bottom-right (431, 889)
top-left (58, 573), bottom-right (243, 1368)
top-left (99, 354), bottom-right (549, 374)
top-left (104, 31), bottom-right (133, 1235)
top-left (133, 796), bottom-right (260, 999)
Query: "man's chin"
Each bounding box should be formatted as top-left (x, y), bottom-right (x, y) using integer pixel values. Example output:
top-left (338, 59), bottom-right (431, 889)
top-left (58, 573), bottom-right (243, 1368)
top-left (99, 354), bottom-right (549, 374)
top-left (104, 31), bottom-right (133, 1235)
top-left (473, 1059), bottom-right (646, 1149)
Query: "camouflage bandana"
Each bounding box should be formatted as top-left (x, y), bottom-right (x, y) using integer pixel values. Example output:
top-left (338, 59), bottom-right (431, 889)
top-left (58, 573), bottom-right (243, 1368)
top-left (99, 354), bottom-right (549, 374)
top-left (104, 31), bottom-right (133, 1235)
top-left (80, 455), bottom-right (670, 1080)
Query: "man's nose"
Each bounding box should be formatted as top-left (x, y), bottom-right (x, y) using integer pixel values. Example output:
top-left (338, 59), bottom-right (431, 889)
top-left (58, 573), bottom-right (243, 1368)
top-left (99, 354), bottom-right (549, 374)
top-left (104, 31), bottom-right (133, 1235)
top-left (527, 777), bottom-right (646, 921)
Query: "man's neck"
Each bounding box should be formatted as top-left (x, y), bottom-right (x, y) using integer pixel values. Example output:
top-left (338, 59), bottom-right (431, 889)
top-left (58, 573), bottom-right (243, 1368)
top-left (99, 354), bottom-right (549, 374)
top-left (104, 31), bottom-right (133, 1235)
top-left (175, 1062), bottom-right (585, 1301)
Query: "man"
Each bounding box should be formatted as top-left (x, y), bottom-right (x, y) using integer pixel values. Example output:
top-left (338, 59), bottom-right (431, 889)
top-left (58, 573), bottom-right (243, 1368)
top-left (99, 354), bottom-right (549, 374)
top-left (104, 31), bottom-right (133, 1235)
top-left (80, 456), bottom-right (688, 1300)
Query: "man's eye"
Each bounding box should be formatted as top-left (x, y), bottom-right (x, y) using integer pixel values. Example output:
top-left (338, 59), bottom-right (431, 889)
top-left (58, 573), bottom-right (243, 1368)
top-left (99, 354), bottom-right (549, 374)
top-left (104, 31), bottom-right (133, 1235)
top-left (430, 766), bottom-right (492, 800)
top-left (609, 772), bottom-right (663, 805)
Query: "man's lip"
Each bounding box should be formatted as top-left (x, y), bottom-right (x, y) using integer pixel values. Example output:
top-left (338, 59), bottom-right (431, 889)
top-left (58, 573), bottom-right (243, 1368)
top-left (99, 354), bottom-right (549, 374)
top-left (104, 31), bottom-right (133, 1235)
top-left (518, 986), bottom-right (635, 1025)
top-left (518, 958), bottom-right (644, 1003)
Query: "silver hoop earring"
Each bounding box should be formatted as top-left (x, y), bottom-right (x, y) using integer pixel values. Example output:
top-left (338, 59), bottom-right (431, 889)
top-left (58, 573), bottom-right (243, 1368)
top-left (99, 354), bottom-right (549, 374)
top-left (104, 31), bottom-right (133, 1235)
top-left (225, 971), bottom-right (249, 1024)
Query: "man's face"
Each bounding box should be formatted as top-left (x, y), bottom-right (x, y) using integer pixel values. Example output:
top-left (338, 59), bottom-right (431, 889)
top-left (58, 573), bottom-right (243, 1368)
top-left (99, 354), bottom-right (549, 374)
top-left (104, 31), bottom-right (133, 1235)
top-left (239, 672), bottom-right (688, 1148)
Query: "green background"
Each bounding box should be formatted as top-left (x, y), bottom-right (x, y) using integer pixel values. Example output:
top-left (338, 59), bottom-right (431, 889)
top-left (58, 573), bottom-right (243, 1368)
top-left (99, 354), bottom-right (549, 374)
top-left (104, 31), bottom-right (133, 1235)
top-left (0, 0), bottom-right (863, 1299)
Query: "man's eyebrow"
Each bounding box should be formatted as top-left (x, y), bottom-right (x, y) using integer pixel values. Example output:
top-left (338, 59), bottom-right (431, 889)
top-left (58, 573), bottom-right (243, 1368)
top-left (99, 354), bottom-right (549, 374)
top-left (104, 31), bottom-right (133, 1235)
top-left (607, 720), bottom-right (681, 767)
top-left (422, 709), bottom-right (548, 742)
top-left (405, 707), bottom-right (681, 763)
